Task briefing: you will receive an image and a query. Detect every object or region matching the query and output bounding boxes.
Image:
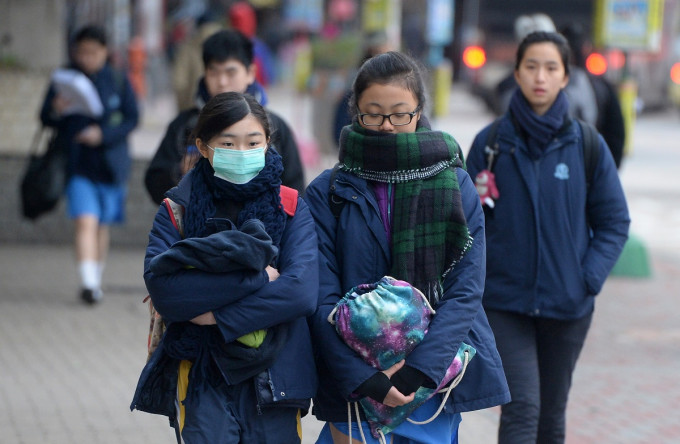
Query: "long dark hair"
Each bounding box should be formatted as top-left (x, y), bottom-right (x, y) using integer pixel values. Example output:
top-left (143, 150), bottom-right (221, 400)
top-left (349, 51), bottom-right (427, 118)
top-left (515, 31), bottom-right (571, 76)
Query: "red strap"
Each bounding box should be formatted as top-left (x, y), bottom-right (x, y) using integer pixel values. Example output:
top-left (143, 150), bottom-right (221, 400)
top-left (279, 186), bottom-right (298, 216)
top-left (163, 198), bottom-right (180, 231)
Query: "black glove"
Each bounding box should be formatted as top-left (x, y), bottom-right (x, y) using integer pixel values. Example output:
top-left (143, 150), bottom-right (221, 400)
top-left (390, 365), bottom-right (428, 396)
top-left (355, 372), bottom-right (393, 403)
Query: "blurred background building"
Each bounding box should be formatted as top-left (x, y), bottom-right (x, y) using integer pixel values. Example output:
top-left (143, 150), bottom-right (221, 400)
top-left (2, 0), bottom-right (679, 143)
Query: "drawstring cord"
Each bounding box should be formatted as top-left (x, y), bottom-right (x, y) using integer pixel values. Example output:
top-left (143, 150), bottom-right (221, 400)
top-left (407, 349), bottom-right (470, 425)
top-left (346, 400), bottom-right (386, 444)
top-left (343, 349), bottom-right (470, 443)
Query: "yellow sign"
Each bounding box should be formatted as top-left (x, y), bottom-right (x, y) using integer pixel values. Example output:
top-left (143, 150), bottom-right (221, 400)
top-left (363, 0), bottom-right (391, 32)
top-left (249, 0), bottom-right (280, 7)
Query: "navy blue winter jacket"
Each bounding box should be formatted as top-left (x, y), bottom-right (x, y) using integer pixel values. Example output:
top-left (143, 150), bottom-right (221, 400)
top-left (467, 114), bottom-right (630, 320)
top-left (303, 167), bottom-right (511, 422)
top-left (40, 64), bottom-right (139, 185)
top-left (131, 172), bottom-right (319, 418)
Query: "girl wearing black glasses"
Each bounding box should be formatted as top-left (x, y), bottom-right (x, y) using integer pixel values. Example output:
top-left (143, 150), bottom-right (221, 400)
top-left (304, 51), bottom-right (510, 443)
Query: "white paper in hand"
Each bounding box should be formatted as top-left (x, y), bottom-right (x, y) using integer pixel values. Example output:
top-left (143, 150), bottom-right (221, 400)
top-left (51, 69), bottom-right (104, 118)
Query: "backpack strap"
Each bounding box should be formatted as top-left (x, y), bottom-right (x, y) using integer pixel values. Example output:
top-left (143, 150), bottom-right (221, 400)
top-left (577, 119), bottom-right (600, 190)
top-left (114, 69), bottom-right (125, 93)
top-left (162, 197), bottom-right (184, 238)
top-left (279, 185), bottom-right (298, 216)
top-left (328, 162), bottom-right (345, 219)
top-left (147, 197), bottom-right (182, 361)
top-left (484, 117), bottom-right (503, 171)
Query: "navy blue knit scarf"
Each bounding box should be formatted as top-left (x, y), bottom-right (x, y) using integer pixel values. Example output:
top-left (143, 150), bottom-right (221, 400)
top-left (184, 149), bottom-right (286, 247)
top-left (509, 89), bottom-right (569, 158)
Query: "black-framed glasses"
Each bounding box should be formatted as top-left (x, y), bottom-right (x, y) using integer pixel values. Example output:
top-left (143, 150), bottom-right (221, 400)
top-left (357, 106), bottom-right (421, 126)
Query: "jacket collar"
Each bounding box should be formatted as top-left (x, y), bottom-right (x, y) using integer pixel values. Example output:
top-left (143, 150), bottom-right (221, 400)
top-left (501, 112), bottom-right (580, 156)
top-left (333, 171), bottom-right (391, 263)
top-left (165, 171), bottom-right (194, 207)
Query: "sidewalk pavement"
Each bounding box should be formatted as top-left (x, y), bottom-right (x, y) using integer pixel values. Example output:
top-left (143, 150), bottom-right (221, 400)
top-left (1, 243), bottom-right (677, 443)
top-left (2, 84), bottom-right (679, 443)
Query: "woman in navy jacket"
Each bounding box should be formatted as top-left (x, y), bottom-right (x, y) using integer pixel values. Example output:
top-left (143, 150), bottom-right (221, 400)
top-left (304, 51), bottom-right (509, 443)
top-left (39, 25), bottom-right (139, 304)
top-left (467, 32), bottom-right (630, 443)
top-left (131, 92), bottom-right (318, 443)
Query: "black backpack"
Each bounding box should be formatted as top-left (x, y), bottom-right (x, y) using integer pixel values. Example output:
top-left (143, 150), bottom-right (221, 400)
top-left (483, 117), bottom-right (600, 190)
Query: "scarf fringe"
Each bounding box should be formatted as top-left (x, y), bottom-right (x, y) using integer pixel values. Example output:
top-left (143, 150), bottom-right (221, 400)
top-left (340, 159), bottom-right (457, 183)
top-left (425, 234), bottom-right (474, 304)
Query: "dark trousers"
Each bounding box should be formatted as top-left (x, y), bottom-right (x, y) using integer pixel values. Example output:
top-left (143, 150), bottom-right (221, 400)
top-left (486, 309), bottom-right (593, 444)
top-left (175, 367), bottom-right (302, 444)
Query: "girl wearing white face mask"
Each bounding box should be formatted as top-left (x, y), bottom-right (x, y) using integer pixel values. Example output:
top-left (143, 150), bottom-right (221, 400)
top-left (203, 141), bottom-right (266, 184)
top-left (132, 92), bottom-right (319, 444)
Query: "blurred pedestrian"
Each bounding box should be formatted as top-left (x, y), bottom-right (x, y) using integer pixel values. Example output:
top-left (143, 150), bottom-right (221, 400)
top-left (131, 91), bottom-right (318, 443)
top-left (171, 13), bottom-right (223, 111)
top-left (332, 30), bottom-right (395, 148)
top-left (228, 0), bottom-right (277, 87)
top-left (493, 14), bottom-right (557, 115)
top-left (39, 24), bottom-right (139, 304)
top-left (304, 51), bottom-right (510, 444)
top-left (467, 31), bottom-right (630, 443)
top-left (494, 13), bottom-right (599, 127)
top-left (144, 29), bottom-right (305, 205)
top-left (562, 24), bottom-right (626, 168)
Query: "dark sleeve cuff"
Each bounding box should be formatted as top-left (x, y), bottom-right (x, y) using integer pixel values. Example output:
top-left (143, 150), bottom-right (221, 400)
top-left (355, 372), bottom-right (393, 403)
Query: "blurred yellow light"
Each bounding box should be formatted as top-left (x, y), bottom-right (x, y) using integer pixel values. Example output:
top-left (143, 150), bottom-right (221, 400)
top-left (463, 46), bottom-right (486, 69)
top-left (586, 53), bottom-right (608, 76)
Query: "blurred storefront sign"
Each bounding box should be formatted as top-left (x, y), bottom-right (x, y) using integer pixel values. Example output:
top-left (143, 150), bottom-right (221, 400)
top-left (329, 0), bottom-right (357, 23)
top-left (426, 0), bottom-right (454, 47)
top-left (250, 0), bottom-right (281, 7)
top-left (363, 0), bottom-right (391, 31)
top-left (284, 0), bottom-right (324, 32)
top-left (362, 0), bottom-right (401, 50)
top-left (426, 0), bottom-right (454, 116)
top-left (595, 0), bottom-right (664, 52)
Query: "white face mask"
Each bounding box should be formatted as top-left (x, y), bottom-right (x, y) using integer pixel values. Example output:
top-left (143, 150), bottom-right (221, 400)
top-left (206, 145), bottom-right (266, 184)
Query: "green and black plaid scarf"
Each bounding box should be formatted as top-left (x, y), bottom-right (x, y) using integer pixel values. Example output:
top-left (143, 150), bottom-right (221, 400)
top-left (338, 121), bottom-right (473, 304)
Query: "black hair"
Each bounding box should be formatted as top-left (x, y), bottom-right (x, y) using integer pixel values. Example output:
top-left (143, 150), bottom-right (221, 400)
top-left (349, 51), bottom-right (427, 117)
top-left (73, 25), bottom-right (108, 47)
top-left (515, 31), bottom-right (571, 76)
top-left (560, 25), bottom-right (587, 68)
top-left (202, 29), bottom-right (253, 68)
top-left (193, 91), bottom-right (270, 143)
top-left (196, 10), bottom-right (219, 27)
